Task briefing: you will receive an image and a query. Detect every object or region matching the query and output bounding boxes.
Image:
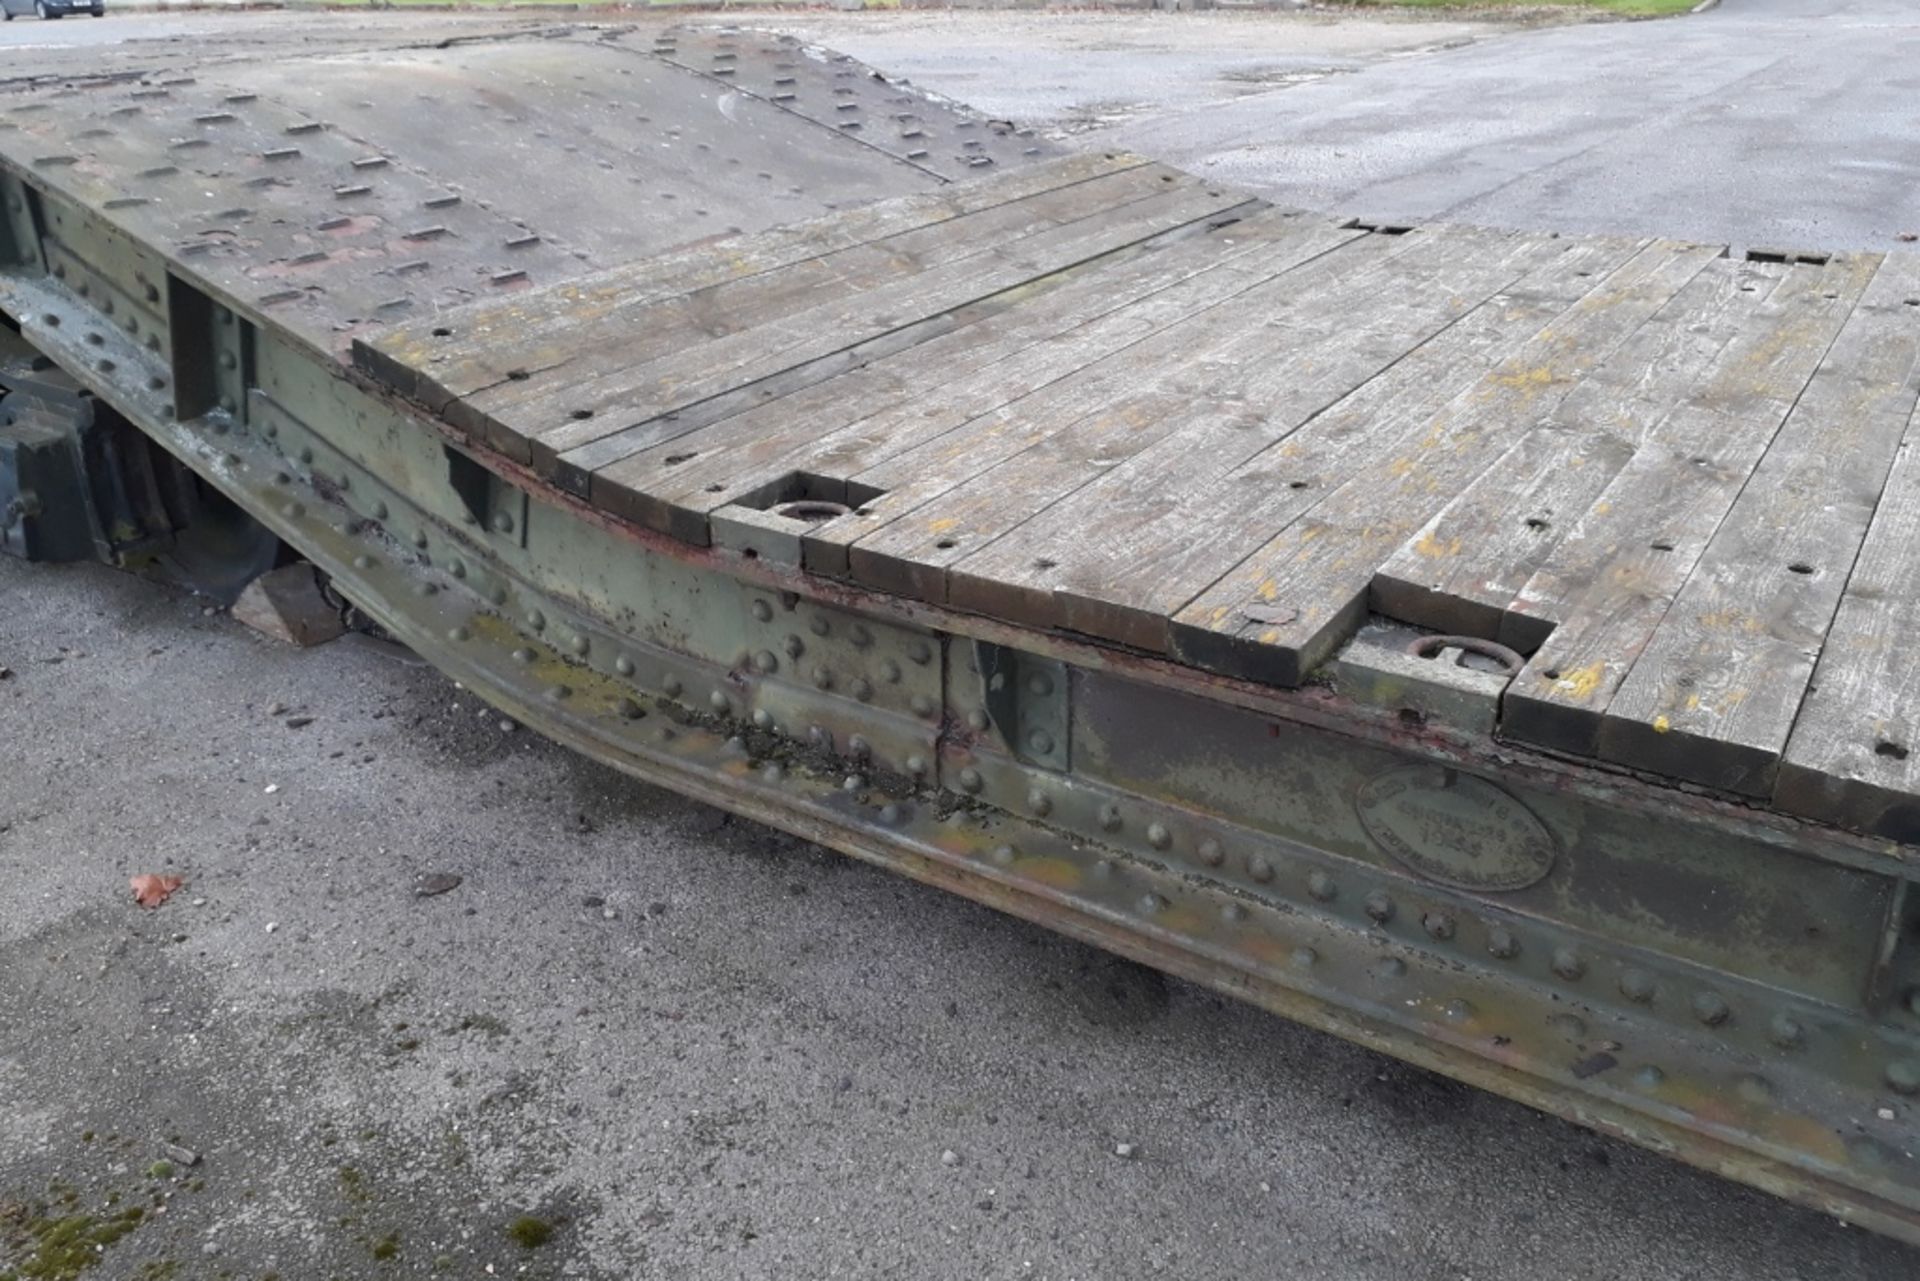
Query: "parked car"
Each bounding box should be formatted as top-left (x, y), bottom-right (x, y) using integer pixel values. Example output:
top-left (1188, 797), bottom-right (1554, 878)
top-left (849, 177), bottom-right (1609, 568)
top-left (2, 0), bottom-right (105, 17)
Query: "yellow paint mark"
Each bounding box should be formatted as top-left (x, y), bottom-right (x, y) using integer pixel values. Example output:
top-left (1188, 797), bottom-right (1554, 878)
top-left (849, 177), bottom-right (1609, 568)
top-left (1653, 715), bottom-right (1671, 734)
top-left (1493, 366), bottom-right (1554, 391)
top-left (1258, 578), bottom-right (1279, 601)
top-left (1554, 662), bottom-right (1606, 703)
top-left (1389, 458), bottom-right (1416, 479)
top-left (1685, 693), bottom-right (1701, 712)
top-left (1260, 629), bottom-right (1279, 644)
top-left (1414, 531), bottom-right (1461, 559)
top-left (928, 517), bottom-right (958, 534)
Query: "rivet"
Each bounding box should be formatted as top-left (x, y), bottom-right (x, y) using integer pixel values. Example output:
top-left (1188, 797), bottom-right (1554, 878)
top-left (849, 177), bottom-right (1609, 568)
top-left (809, 616), bottom-right (830, 637)
top-left (1618, 969), bottom-right (1656, 1003)
top-left (1487, 926), bottom-right (1520, 960)
top-left (808, 726), bottom-right (830, 749)
top-left (1196, 839), bottom-right (1224, 868)
top-left (546, 685), bottom-right (570, 702)
top-left (1290, 946), bottom-right (1317, 969)
top-left (1422, 912), bottom-right (1455, 942)
top-left (1373, 957), bottom-right (1406, 979)
top-left (1768, 1013), bottom-right (1804, 1050)
top-left (783, 634), bottom-right (804, 658)
top-left (958, 768), bottom-right (983, 794)
top-left (570, 634), bottom-right (589, 657)
top-left (991, 845), bottom-right (1015, 867)
top-left (1692, 991), bottom-right (1731, 1027)
top-left (1735, 1074), bottom-right (1774, 1104)
top-left (615, 655), bottom-right (635, 677)
top-left (281, 501), bottom-right (304, 518)
top-left (1551, 948), bottom-right (1585, 981)
top-left (811, 666), bottom-right (833, 690)
top-left (1138, 893), bottom-right (1167, 915)
top-left (850, 677), bottom-right (873, 702)
top-left (618, 698), bottom-right (644, 720)
top-left (220, 396), bottom-right (237, 414)
top-left (966, 709), bottom-right (990, 732)
top-left (416, 583), bottom-right (439, 598)
top-left (1306, 870), bottom-right (1335, 901)
top-left (662, 676), bottom-right (683, 697)
top-left (1363, 891), bottom-right (1395, 924)
top-left (1027, 728), bottom-right (1056, 756)
top-left (848, 735), bottom-right (871, 760)
top-left (878, 803), bottom-right (902, 825)
top-left (1027, 672), bottom-right (1054, 698)
top-left (1247, 853), bottom-right (1274, 883)
top-left (1634, 1065), bottom-right (1666, 1090)
top-left (219, 351), bottom-right (236, 370)
top-left (842, 774), bottom-right (865, 792)
top-left (1099, 804), bottom-right (1123, 833)
top-left (909, 640), bottom-right (933, 665)
top-left (905, 754), bottom-right (928, 776)
top-left (352, 554), bottom-right (375, 570)
top-left (879, 659), bottom-right (902, 683)
top-left (658, 725), bottom-right (676, 741)
top-left (1146, 822), bottom-right (1171, 851)
top-left (751, 709), bottom-right (773, 730)
top-left (371, 501), bottom-right (389, 521)
top-left (750, 599), bottom-right (773, 622)
top-left (1221, 902), bottom-right (1246, 923)
top-left (526, 609), bottom-right (546, 631)
top-left (448, 558), bottom-right (466, 579)
top-left (512, 648), bottom-right (534, 664)
top-left (1886, 1061), bottom-right (1920, 1095)
top-left (849, 624), bottom-right (872, 648)
top-left (753, 650), bottom-right (778, 674)
top-left (709, 690), bottom-right (730, 713)
top-left (762, 763), bottom-right (784, 784)
top-left (911, 694), bottom-right (936, 717)
top-left (413, 531), bottom-right (430, 550)
top-left (489, 588), bottom-right (508, 607)
top-left (1092, 859), bottom-right (1115, 880)
top-left (1027, 788), bottom-right (1051, 817)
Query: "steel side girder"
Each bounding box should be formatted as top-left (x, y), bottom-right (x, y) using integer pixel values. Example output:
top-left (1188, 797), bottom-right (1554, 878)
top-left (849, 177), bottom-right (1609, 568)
top-left (5, 177), bottom-right (1920, 1244)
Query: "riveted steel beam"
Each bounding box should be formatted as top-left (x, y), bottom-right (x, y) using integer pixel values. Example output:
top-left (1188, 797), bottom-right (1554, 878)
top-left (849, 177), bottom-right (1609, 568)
top-left (4, 173), bottom-right (1920, 1246)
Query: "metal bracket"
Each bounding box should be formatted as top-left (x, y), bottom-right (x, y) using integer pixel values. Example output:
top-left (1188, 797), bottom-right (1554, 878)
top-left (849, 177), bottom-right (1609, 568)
top-left (971, 640), bottom-right (1070, 771)
top-left (1333, 618), bottom-right (1513, 737)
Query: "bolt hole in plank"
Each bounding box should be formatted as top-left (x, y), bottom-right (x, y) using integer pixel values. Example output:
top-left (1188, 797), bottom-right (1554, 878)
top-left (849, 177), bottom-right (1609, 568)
top-left (1651, 540), bottom-right (1675, 552)
top-left (663, 452), bottom-right (695, 466)
top-left (1525, 516), bottom-right (1550, 530)
top-left (1877, 741), bottom-right (1910, 761)
top-left (570, 408), bottom-right (594, 420)
top-left (936, 537), bottom-right (958, 550)
top-left (506, 368), bottom-right (530, 381)
top-left (431, 327), bottom-right (452, 337)
top-left (1788, 562), bottom-right (1815, 575)
top-left (1287, 479), bottom-right (1309, 490)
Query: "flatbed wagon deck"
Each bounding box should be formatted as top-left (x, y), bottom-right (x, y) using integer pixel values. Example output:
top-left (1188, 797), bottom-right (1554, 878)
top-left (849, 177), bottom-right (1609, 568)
top-left (5, 20), bottom-right (1920, 1245)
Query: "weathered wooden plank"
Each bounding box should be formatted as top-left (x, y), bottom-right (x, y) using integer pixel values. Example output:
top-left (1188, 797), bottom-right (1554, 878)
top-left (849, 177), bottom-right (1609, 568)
top-left (440, 159), bottom-right (1200, 456)
top-left (354, 149), bottom-right (1143, 406)
top-left (844, 224), bottom-right (1559, 606)
top-left (1600, 257), bottom-right (1920, 796)
top-left (942, 233), bottom-right (1635, 648)
top-left (511, 178), bottom-right (1247, 482)
top-left (588, 208), bottom-right (1364, 541)
top-left (837, 224), bottom-right (1518, 603)
top-left (1166, 238), bottom-right (1726, 689)
top-left (1369, 255), bottom-right (1789, 643)
top-left (1498, 253), bottom-right (1880, 759)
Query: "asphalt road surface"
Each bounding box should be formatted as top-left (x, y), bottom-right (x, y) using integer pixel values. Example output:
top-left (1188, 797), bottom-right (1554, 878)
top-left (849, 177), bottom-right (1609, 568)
top-left (762, 0), bottom-right (1920, 253)
top-left (4, 6), bottom-right (1920, 1280)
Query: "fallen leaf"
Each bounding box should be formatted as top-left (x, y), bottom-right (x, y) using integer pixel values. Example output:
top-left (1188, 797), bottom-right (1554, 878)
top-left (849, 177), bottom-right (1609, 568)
top-left (130, 874), bottom-right (184, 909)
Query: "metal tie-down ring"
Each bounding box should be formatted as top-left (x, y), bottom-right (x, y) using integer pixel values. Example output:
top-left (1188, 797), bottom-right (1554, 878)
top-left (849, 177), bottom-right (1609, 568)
top-left (1406, 634), bottom-right (1526, 676)
top-left (769, 499), bottom-right (852, 523)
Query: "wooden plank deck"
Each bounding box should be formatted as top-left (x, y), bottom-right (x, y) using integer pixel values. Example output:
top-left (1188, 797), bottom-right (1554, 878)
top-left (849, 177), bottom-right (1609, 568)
top-left (354, 160), bottom-right (1920, 842)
